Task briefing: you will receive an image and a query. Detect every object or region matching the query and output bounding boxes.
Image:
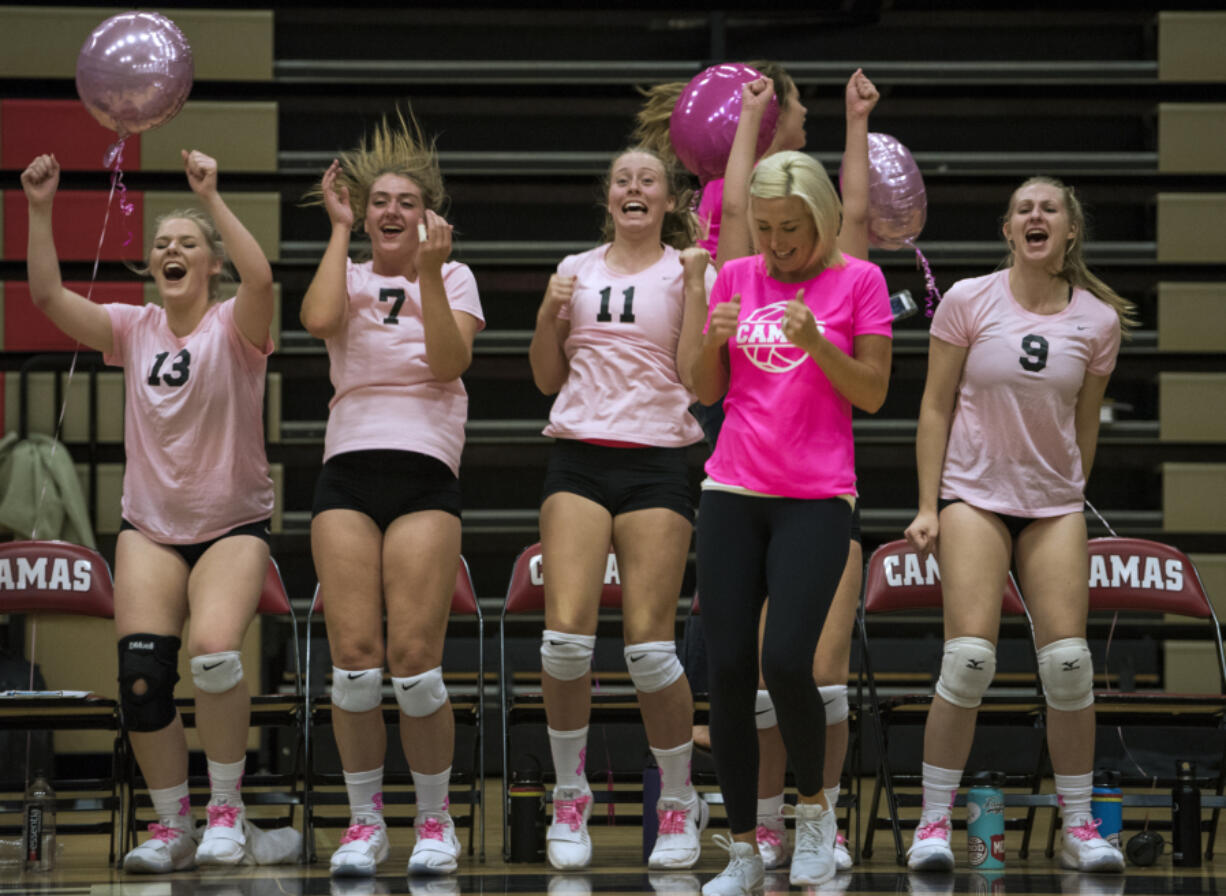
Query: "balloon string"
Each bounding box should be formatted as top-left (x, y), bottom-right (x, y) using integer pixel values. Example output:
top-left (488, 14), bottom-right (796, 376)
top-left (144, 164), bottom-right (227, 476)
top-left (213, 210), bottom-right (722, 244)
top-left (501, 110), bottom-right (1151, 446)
top-left (908, 242), bottom-right (942, 317)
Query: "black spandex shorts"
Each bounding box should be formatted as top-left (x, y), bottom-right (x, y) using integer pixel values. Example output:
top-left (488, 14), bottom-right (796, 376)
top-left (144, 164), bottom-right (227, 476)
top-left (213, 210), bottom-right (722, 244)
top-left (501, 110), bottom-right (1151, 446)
top-left (938, 497), bottom-right (1038, 541)
top-left (120, 518), bottom-right (271, 569)
top-left (541, 439), bottom-right (694, 523)
top-left (312, 449), bottom-right (462, 531)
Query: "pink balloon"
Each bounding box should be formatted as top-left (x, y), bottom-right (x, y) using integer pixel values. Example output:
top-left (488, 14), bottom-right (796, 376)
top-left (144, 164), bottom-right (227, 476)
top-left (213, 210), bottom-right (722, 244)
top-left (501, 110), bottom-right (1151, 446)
top-left (75, 12), bottom-right (193, 139)
top-left (866, 132), bottom-right (927, 250)
top-left (669, 63), bottom-right (780, 183)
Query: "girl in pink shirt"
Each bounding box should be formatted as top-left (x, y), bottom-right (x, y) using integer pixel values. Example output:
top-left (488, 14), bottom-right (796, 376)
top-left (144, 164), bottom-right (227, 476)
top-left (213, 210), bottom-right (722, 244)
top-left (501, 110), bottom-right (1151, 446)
top-left (690, 151), bottom-right (892, 895)
top-left (528, 147), bottom-right (711, 872)
top-left (903, 177), bottom-right (1135, 875)
top-left (300, 110), bottom-right (484, 879)
top-left (22, 150), bottom-right (277, 873)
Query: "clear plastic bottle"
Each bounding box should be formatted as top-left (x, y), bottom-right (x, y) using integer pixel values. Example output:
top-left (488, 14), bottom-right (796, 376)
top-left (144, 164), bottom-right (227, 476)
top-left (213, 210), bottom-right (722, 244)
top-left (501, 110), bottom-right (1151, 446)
top-left (23, 771), bottom-right (56, 871)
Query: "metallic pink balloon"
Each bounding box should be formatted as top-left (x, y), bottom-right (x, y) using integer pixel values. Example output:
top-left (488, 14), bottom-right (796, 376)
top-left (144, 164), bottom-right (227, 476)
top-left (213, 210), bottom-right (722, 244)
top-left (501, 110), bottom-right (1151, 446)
top-left (669, 63), bottom-right (780, 183)
top-left (75, 12), bottom-right (193, 139)
top-left (866, 132), bottom-right (927, 250)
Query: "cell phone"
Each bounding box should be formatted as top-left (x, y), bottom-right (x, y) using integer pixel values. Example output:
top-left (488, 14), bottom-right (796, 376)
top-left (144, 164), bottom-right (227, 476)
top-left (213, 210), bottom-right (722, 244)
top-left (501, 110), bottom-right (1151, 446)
top-left (889, 289), bottom-right (918, 321)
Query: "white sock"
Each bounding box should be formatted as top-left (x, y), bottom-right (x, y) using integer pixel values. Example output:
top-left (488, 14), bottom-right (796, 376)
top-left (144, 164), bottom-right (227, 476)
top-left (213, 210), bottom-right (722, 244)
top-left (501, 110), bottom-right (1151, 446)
top-left (1056, 771), bottom-right (1095, 827)
top-left (412, 767), bottom-right (452, 815)
top-left (651, 741), bottom-right (695, 803)
top-left (343, 766), bottom-right (385, 821)
top-left (757, 792), bottom-right (785, 822)
top-left (824, 784), bottom-right (841, 814)
top-left (548, 725), bottom-right (590, 791)
top-left (149, 781), bottom-right (193, 830)
top-left (206, 757), bottom-right (246, 806)
top-left (920, 762), bottom-right (962, 823)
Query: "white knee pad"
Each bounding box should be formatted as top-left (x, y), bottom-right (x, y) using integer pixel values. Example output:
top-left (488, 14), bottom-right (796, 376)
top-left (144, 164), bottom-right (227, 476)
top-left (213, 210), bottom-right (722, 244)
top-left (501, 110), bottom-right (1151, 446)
top-left (934, 637), bottom-right (997, 709)
top-left (1037, 637), bottom-right (1095, 712)
top-left (754, 690), bottom-right (777, 729)
top-left (819, 684), bottom-right (849, 725)
top-left (541, 630), bottom-right (595, 682)
top-left (190, 651), bottom-right (243, 694)
top-left (332, 666), bottom-right (383, 713)
top-left (623, 641), bottom-right (684, 693)
top-left (392, 666), bottom-right (448, 718)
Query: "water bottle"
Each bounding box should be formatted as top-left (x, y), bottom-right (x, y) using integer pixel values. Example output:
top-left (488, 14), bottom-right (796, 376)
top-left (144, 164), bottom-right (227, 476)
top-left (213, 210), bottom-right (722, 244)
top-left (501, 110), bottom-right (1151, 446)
top-left (1091, 770), bottom-right (1123, 848)
top-left (966, 771), bottom-right (1005, 870)
top-left (507, 759), bottom-right (546, 862)
top-left (1171, 759), bottom-right (1202, 867)
top-left (642, 755), bottom-right (661, 862)
top-left (23, 771), bottom-right (56, 871)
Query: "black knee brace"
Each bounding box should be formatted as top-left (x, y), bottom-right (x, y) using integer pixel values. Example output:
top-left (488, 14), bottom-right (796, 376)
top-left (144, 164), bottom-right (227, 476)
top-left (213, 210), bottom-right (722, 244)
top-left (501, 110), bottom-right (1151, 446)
top-left (118, 634), bottom-right (181, 732)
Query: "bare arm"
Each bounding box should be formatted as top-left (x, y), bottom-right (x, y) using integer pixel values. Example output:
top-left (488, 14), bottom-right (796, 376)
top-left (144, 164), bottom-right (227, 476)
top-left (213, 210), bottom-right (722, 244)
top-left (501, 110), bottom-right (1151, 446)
top-left (528, 272), bottom-right (574, 395)
top-left (418, 209), bottom-right (478, 381)
top-left (691, 296), bottom-right (739, 405)
top-left (183, 150), bottom-right (274, 349)
top-left (715, 78), bottom-right (772, 269)
top-left (675, 248), bottom-right (711, 392)
top-left (904, 336), bottom-right (967, 554)
top-left (20, 154), bottom-right (113, 354)
top-left (835, 69), bottom-right (879, 261)
top-left (300, 160), bottom-right (353, 340)
top-left (1074, 370), bottom-right (1111, 482)
top-left (781, 292), bottom-right (892, 412)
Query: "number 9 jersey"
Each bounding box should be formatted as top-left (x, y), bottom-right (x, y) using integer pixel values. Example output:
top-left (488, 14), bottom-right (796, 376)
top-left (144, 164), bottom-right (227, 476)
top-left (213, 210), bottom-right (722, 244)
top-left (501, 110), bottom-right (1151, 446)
top-left (930, 269), bottom-right (1121, 516)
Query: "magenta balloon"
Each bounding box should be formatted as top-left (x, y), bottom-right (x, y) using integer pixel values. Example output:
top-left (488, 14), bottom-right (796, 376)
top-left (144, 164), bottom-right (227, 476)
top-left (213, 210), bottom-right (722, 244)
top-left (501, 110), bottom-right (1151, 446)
top-left (669, 63), bottom-right (780, 183)
top-left (75, 12), bottom-right (193, 139)
top-left (866, 132), bottom-right (927, 250)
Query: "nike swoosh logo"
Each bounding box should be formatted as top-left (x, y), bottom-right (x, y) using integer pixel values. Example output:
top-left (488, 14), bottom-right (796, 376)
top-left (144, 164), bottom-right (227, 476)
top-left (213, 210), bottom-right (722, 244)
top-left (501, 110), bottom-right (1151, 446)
top-left (401, 681), bottom-right (419, 690)
top-left (755, 708), bottom-right (773, 715)
top-left (347, 672), bottom-right (366, 680)
top-left (629, 654), bottom-right (646, 662)
top-left (202, 662), bottom-right (223, 671)
top-left (549, 641), bottom-right (564, 646)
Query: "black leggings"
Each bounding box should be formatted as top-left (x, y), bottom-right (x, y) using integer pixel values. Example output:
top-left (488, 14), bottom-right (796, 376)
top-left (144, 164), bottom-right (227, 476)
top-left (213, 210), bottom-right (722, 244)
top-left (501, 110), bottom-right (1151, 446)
top-left (696, 490), bottom-right (851, 834)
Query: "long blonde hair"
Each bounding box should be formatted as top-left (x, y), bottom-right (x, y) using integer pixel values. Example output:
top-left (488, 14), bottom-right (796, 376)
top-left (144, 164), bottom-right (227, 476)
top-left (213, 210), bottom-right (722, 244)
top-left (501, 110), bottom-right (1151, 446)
top-left (1002, 176), bottom-right (1138, 334)
top-left (303, 106), bottom-right (447, 226)
top-left (599, 146), bottom-right (700, 250)
top-left (750, 151), bottom-right (844, 271)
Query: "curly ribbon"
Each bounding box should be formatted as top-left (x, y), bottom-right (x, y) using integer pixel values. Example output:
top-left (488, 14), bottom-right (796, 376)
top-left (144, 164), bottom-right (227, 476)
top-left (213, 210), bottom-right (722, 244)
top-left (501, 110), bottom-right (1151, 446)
top-left (906, 240), bottom-right (942, 317)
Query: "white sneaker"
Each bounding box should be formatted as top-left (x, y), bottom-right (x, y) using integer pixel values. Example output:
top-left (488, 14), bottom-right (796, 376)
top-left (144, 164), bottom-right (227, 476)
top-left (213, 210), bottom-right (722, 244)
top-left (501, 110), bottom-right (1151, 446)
top-left (834, 831), bottom-right (853, 871)
top-left (196, 799), bottom-right (251, 866)
top-left (787, 802), bottom-right (837, 886)
top-left (755, 814), bottom-right (790, 870)
top-left (907, 816), bottom-right (955, 871)
top-left (330, 815), bottom-right (389, 877)
top-left (409, 810), bottom-right (461, 874)
top-left (123, 821), bottom-right (197, 873)
top-left (702, 835), bottom-right (764, 896)
top-left (648, 793), bottom-right (709, 869)
top-left (546, 785), bottom-right (593, 870)
top-left (1060, 819), bottom-right (1125, 873)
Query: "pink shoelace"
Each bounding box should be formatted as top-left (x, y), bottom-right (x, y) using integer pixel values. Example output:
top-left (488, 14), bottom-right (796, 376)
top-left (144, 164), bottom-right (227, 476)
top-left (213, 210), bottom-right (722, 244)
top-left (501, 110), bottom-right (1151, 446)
top-left (1067, 818), bottom-right (1105, 841)
top-left (658, 808), bottom-right (690, 835)
top-left (916, 818), bottom-right (951, 841)
top-left (756, 825), bottom-right (784, 848)
top-left (554, 794), bottom-right (591, 831)
top-left (206, 804), bottom-right (241, 828)
top-left (417, 816), bottom-right (447, 841)
top-left (147, 822), bottom-right (183, 843)
top-left (340, 823), bottom-right (382, 844)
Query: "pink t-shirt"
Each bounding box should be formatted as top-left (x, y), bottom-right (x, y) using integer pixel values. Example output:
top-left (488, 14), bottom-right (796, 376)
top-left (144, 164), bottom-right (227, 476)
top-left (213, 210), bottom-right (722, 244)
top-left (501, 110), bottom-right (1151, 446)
top-left (704, 254), bottom-right (892, 498)
top-left (104, 299), bottom-right (275, 544)
top-left (543, 244), bottom-right (713, 446)
top-left (323, 258), bottom-right (485, 475)
top-left (931, 269), bottom-right (1121, 516)
top-left (696, 178), bottom-right (723, 256)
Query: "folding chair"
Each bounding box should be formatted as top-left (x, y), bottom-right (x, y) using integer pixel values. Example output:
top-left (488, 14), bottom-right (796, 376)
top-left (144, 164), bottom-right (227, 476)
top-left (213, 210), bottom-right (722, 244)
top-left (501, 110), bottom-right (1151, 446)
top-left (0, 540), bottom-right (122, 863)
top-left (303, 557), bottom-right (484, 862)
top-left (122, 556), bottom-right (307, 860)
top-left (1039, 537), bottom-right (1226, 858)
top-left (856, 539), bottom-right (1044, 864)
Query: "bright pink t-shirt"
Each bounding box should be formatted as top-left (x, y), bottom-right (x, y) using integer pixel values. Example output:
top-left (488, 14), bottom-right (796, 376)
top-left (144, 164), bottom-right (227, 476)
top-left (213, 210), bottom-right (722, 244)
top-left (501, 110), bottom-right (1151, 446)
top-left (323, 259), bottom-right (485, 475)
top-left (544, 244), bottom-right (713, 446)
top-left (104, 299), bottom-right (275, 544)
top-left (931, 269), bottom-right (1121, 516)
top-left (696, 178), bottom-right (723, 256)
top-left (704, 254), bottom-right (892, 498)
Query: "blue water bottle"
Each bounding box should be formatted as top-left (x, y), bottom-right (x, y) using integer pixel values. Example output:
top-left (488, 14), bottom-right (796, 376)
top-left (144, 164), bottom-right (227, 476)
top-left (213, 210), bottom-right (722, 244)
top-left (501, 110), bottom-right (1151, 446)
top-left (1092, 770), bottom-right (1123, 848)
top-left (967, 771), bottom-right (1006, 870)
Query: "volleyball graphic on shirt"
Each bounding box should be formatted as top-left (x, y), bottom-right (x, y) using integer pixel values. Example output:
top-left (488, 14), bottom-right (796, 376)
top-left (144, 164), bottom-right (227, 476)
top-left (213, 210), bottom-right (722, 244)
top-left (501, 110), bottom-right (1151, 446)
top-left (735, 300), bottom-right (824, 374)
